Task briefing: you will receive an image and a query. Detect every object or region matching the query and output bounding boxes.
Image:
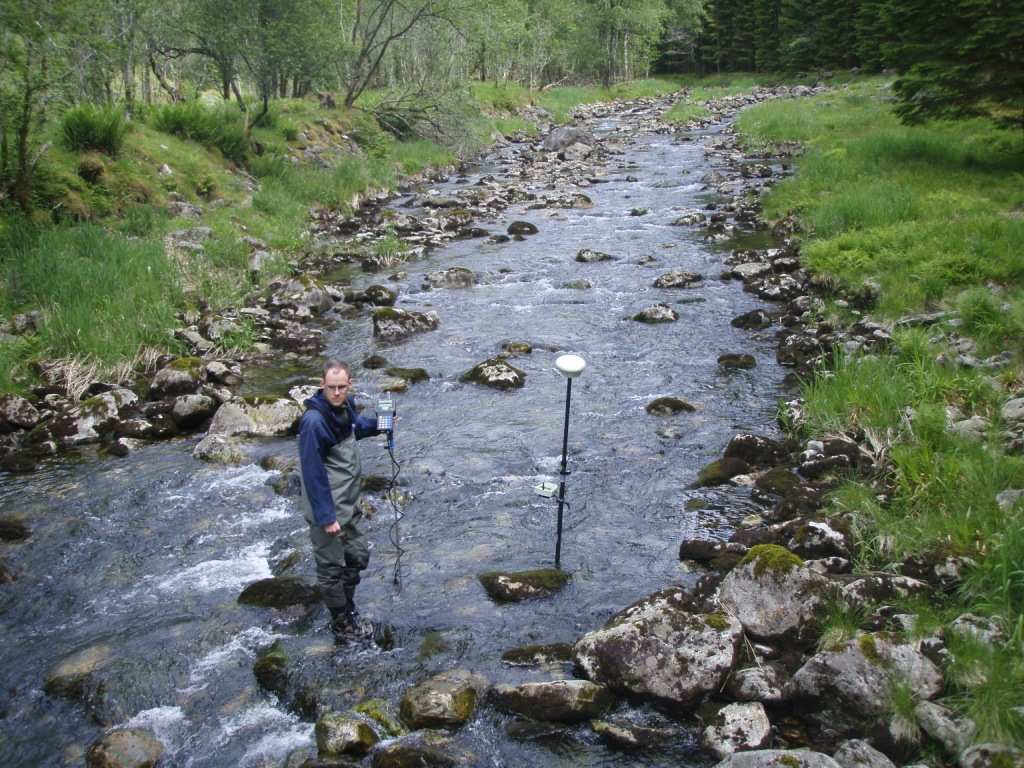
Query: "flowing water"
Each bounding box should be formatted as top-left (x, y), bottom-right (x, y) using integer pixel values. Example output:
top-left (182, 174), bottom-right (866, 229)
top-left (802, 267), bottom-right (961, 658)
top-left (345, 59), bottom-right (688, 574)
top-left (0, 103), bottom-right (791, 767)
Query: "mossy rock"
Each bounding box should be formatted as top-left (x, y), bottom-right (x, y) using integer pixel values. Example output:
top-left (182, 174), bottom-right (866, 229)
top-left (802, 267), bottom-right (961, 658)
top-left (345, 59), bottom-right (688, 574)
top-left (362, 355), bottom-right (388, 369)
top-left (501, 341), bottom-right (533, 357)
top-left (315, 712), bottom-right (379, 757)
top-left (645, 396), bottom-right (696, 416)
top-left (740, 544), bottom-right (804, 577)
top-left (756, 467), bottom-right (802, 495)
top-left (695, 457), bottom-right (750, 487)
top-left (253, 642), bottom-right (289, 695)
top-left (460, 357), bottom-right (526, 390)
top-left (384, 367), bottom-right (430, 384)
top-left (479, 568), bottom-right (570, 602)
top-left (237, 576), bottom-right (320, 607)
top-left (718, 353), bottom-right (757, 369)
top-left (168, 356), bottom-right (204, 376)
top-left (354, 699), bottom-right (407, 738)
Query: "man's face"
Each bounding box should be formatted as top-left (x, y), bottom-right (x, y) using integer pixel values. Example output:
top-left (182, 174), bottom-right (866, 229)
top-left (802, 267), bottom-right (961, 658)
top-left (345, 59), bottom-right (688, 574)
top-left (322, 368), bottom-right (351, 408)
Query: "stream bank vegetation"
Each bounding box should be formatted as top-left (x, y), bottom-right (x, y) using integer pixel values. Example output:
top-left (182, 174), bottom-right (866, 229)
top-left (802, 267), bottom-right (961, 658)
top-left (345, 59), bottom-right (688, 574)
top-left (738, 79), bottom-right (1024, 746)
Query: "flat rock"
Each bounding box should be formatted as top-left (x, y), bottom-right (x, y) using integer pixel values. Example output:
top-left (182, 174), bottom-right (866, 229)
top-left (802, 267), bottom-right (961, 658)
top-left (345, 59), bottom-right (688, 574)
top-left (238, 576), bottom-right (320, 607)
top-left (500, 643), bottom-right (574, 666)
top-left (490, 680), bottom-right (613, 723)
top-left (832, 739), bottom-right (897, 768)
top-left (478, 568), bottom-right (569, 601)
top-left (646, 396), bottom-right (695, 415)
top-left (572, 586), bottom-right (742, 708)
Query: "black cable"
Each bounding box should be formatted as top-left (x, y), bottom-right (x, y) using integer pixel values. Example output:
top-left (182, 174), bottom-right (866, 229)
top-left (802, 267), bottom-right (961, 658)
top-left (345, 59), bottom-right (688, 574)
top-left (384, 438), bottom-right (404, 587)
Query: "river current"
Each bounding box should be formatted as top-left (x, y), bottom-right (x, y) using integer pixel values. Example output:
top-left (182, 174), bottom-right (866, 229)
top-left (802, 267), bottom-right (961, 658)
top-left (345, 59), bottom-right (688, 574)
top-left (0, 102), bottom-right (790, 767)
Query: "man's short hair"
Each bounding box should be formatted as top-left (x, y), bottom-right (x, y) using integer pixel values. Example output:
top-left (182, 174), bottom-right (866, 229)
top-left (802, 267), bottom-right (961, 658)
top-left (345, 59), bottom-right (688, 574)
top-left (322, 359), bottom-right (351, 379)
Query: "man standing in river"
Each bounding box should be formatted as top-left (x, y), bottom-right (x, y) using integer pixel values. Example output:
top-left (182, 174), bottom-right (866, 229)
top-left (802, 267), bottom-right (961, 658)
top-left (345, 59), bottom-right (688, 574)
top-left (298, 359), bottom-right (382, 641)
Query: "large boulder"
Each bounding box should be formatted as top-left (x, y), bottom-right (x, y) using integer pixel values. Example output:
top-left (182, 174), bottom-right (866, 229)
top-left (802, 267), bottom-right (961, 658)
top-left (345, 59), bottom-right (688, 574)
top-left (170, 394), bottom-right (217, 430)
top-left (400, 669), bottom-right (489, 729)
top-left (372, 308), bottom-right (441, 341)
top-left (572, 587), bottom-right (742, 708)
top-left (719, 545), bottom-right (828, 641)
top-left (789, 634), bottom-right (943, 719)
top-left (315, 713), bottom-right (379, 757)
top-left (832, 739), bottom-right (898, 768)
top-left (0, 394), bottom-right (40, 432)
top-left (714, 749), bottom-right (843, 768)
top-left (702, 702), bottom-right (772, 758)
top-left (50, 388), bottom-right (138, 446)
top-left (490, 680), bottom-right (613, 723)
top-left (149, 357), bottom-right (204, 399)
top-left (543, 127), bottom-right (593, 152)
top-left (205, 397), bottom-right (302, 437)
top-left (85, 729), bottom-right (163, 768)
top-left (461, 358), bottom-right (526, 390)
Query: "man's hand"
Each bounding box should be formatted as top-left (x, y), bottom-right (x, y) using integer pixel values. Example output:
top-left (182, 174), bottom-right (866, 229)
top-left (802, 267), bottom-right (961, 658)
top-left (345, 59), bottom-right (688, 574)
top-left (323, 521), bottom-right (341, 537)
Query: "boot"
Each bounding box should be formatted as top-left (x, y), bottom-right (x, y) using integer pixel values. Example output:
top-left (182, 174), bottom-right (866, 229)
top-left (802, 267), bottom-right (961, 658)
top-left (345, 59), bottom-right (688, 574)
top-left (343, 585), bottom-right (359, 619)
top-left (328, 605), bottom-right (357, 641)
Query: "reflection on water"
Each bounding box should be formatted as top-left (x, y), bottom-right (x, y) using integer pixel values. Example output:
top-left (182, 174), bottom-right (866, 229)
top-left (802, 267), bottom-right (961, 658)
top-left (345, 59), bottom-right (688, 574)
top-left (0, 109), bottom-right (788, 767)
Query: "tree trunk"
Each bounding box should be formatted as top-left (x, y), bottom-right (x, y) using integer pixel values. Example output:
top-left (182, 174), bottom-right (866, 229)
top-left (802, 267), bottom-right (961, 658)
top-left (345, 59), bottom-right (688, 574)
top-left (13, 42), bottom-right (37, 213)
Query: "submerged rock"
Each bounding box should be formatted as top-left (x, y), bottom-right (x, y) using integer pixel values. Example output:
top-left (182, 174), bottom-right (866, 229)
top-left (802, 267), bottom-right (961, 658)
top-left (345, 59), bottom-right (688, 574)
top-left (85, 729), bottom-right (163, 768)
top-left (507, 221), bottom-right (538, 236)
top-left (372, 308), bottom-right (441, 341)
top-left (633, 304), bottom-right (679, 324)
top-left (490, 680), bottom-right (613, 723)
top-left (695, 457), bottom-right (751, 487)
top-left (461, 358), bottom-right (526, 390)
top-left (44, 644), bottom-right (112, 702)
top-left (478, 568), bottom-right (569, 601)
top-left (400, 669), bottom-right (488, 729)
top-left (590, 719), bottom-right (673, 750)
top-left (238, 576), bottom-right (320, 607)
top-left (646, 396), bottom-right (696, 415)
top-left (369, 731), bottom-right (470, 768)
top-left (719, 353), bottom-right (757, 369)
top-left (572, 587), bottom-right (742, 708)
top-left (500, 643), bottom-right (574, 666)
top-left (0, 515), bottom-right (30, 541)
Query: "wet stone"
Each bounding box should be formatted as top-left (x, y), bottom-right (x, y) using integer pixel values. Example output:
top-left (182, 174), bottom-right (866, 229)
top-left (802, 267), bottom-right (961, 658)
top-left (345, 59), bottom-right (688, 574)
top-left (755, 468), bottom-right (801, 495)
top-left (500, 643), bottom-right (574, 666)
top-left (646, 396), bottom-right (696, 416)
top-left (85, 729), bottom-right (163, 768)
top-left (725, 434), bottom-right (786, 467)
top-left (460, 357), bottom-right (526, 390)
top-left (507, 221), bottom-right (538, 236)
top-left (369, 731), bottom-right (468, 768)
top-left (478, 568), bottom-right (570, 602)
top-left (315, 713), bottom-right (379, 757)
top-left (832, 739), bottom-right (898, 768)
top-left (576, 248), bottom-right (616, 263)
top-left (490, 680), bottom-right (613, 723)
top-left (0, 515), bottom-right (30, 541)
top-left (653, 269), bottom-right (702, 288)
top-left (372, 308), bottom-right (441, 341)
top-left (238, 576), bottom-right (320, 608)
top-left (633, 304), bottom-right (679, 324)
top-left (715, 750), bottom-right (843, 768)
top-left (383, 367), bottom-right (429, 384)
top-left (362, 355), bottom-right (388, 369)
top-left (702, 702), bottom-right (772, 758)
top-left (719, 353), bottom-right (757, 369)
top-left (590, 720), bottom-right (673, 750)
top-left (696, 457), bottom-right (751, 487)
top-left (44, 644), bottom-right (113, 701)
top-left (399, 669), bottom-right (488, 729)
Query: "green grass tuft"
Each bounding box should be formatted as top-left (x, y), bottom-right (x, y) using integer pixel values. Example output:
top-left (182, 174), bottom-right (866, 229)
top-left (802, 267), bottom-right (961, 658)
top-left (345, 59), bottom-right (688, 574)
top-left (60, 104), bottom-right (131, 156)
top-left (151, 102), bottom-right (250, 165)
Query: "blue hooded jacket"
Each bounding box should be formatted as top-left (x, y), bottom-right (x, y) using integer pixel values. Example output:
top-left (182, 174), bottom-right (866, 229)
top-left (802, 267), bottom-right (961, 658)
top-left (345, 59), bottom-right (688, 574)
top-left (298, 390), bottom-right (380, 526)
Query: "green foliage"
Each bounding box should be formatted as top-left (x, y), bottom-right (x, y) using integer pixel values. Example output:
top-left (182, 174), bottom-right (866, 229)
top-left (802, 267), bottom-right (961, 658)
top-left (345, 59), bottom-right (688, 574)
top-left (0, 219), bottom-right (180, 363)
top-left (60, 104), bottom-right (130, 156)
top-left (151, 102), bottom-right (249, 164)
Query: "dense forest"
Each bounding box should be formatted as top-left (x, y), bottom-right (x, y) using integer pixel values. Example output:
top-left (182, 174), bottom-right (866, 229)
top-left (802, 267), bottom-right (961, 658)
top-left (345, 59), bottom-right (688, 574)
top-left (2, 0), bottom-right (1021, 211)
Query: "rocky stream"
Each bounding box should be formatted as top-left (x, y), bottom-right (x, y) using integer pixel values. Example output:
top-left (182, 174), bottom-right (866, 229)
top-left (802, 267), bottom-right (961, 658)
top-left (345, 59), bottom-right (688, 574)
top-left (0, 88), bottom-right (1002, 768)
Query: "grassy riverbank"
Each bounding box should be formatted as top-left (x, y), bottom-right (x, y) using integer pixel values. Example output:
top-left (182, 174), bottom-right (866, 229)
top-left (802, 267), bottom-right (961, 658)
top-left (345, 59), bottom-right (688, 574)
top-left (738, 80), bottom-right (1024, 745)
top-left (4, 80), bottom-right (695, 394)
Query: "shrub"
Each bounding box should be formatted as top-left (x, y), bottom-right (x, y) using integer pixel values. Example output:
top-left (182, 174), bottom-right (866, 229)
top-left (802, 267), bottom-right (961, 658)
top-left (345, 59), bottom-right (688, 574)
top-left (151, 102), bottom-right (249, 164)
top-left (60, 104), bottom-right (130, 156)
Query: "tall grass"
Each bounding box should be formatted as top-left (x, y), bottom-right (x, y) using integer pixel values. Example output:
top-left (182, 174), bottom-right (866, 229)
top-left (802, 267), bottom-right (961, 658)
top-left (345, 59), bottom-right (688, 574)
top-left (151, 102), bottom-right (249, 164)
top-left (0, 219), bottom-right (181, 363)
top-left (737, 81), bottom-right (1024, 319)
top-left (60, 104), bottom-right (130, 156)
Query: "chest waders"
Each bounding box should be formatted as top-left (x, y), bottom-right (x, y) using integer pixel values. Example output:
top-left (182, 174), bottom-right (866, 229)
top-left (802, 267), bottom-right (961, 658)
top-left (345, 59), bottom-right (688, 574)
top-left (299, 432), bottom-right (369, 621)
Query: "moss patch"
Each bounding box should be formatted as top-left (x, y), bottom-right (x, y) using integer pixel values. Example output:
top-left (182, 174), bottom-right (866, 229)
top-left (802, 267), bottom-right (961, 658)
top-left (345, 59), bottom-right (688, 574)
top-left (704, 612), bottom-right (731, 631)
top-left (354, 699), bottom-right (407, 738)
top-left (858, 632), bottom-right (883, 665)
top-left (168, 356), bottom-right (203, 377)
top-left (741, 544), bottom-right (804, 578)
